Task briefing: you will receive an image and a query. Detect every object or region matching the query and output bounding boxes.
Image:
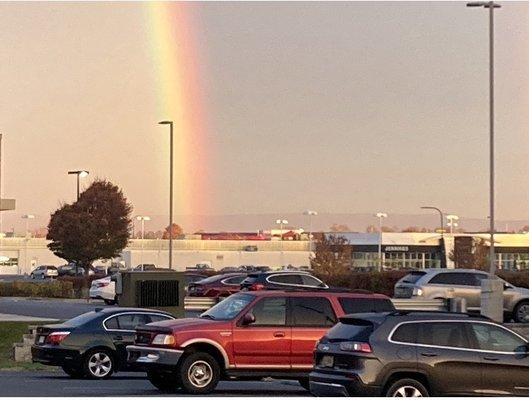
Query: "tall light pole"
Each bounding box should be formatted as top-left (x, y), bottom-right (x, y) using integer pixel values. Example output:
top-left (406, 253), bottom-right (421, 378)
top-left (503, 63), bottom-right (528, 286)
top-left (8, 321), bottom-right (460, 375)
top-left (21, 214), bottom-right (35, 275)
top-left (467, 1), bottom-right (501, 274)
top-left (67, 170), bottom-right (89, 201)
top-left (303, 210), bottom-right (318, 253)
top-left (446, 214), bottom-right (460, 234)
top-left (276, 219), bottom-right (288, 268)
top-left (375, 212), bottom-right (387, 272)
top-left (136, 216), bottom-right (150, 267)
top-left (159, 121), bottom-right (174, 270)
top-left (421, 206), bottom-right (445, 268)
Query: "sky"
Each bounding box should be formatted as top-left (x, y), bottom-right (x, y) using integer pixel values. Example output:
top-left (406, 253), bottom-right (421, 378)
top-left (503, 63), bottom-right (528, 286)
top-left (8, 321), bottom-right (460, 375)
top-left (1, 1), bottom-right (529, 232)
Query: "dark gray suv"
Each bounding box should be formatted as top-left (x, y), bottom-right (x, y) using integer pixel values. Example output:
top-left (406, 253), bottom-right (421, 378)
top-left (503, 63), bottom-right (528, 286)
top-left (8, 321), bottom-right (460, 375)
top-left (310, 311), bottom-right (529, 396)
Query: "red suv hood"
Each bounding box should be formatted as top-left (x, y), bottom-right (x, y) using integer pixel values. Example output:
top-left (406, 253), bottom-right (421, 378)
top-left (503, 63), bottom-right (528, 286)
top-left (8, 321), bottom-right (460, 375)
top-left (147, 317), bottom-right (229, 332)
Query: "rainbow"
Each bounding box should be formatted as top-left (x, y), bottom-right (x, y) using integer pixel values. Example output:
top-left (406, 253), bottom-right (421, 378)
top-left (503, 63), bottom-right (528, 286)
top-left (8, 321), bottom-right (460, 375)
top-left (146, 2), bottom-right (210, 228)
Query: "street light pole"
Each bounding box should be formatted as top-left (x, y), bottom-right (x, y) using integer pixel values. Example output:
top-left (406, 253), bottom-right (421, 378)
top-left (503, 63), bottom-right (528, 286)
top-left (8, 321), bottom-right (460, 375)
top-left (136, 216), bottom-right (150, 268)
top-left (67, 170), bottom-right (89, 201)
top-left (21, 214), bottom-right (35, 275)
top-left (421, 206), bottom-right (444, 238)
top-left (446, 214), bottom-right (460, 234)
top-left (467, 1), bottom-right (501, 275)
top-left (303, 210), bottom-right (318, 253)
top-left (276, 219), bottom-right (288, 268)
top-left (375, 212), bottom-right (387, 272)
top-left (159, 121), bottom-right (174, 270)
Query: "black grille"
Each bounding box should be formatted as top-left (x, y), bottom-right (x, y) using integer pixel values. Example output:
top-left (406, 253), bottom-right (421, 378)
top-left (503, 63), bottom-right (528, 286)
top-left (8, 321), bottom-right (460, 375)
top-left (135, 280), bottom-right (179, 307)
top-left (135, 331), bottom-right (153, 345)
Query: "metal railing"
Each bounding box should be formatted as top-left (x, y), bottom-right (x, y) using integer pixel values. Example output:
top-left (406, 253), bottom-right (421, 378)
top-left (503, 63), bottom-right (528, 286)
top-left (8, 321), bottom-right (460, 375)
top-left (183, 297), bottom-right (447, 312)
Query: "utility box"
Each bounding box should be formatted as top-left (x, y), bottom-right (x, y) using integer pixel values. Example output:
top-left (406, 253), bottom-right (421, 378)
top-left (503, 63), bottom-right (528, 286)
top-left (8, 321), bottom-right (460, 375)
top-left (115, 271), bottom-right (185, 318)
top-left (481, 278), bottom-right (503, 322)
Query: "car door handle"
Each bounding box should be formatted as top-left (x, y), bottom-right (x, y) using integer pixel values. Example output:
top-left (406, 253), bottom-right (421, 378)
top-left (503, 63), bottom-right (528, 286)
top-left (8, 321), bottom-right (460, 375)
top-left (273, 331), bottom-right (285, 338)
top-left (484, 356), bottom-right (499, 361)
top-left (420, 352), bottom-right (438, 357)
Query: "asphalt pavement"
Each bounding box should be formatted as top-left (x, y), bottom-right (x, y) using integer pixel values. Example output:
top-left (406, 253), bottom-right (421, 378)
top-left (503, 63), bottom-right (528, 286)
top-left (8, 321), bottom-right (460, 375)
top-left (0, 371), bottom-right (308, 397)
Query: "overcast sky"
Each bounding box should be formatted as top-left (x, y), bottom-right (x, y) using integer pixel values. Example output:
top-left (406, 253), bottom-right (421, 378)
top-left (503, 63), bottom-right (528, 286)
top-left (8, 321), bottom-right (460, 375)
top-left (1, 1), bottom-right (529, 229)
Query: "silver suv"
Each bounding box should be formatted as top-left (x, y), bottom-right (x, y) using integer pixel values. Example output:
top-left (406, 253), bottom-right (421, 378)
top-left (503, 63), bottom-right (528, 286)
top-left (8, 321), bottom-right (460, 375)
top-left (394, 268), bottom-right (529, 322)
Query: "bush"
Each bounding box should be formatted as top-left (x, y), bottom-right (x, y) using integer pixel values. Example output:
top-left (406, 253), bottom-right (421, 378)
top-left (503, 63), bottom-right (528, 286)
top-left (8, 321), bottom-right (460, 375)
top-left (58, 275), bottom-right (101, 291)
top-left (498, 271), bottom-right (529, 288)
top-left (0, 280), bottom-right (74, 298)
top-left (314, 271), bottom-right (409, 297)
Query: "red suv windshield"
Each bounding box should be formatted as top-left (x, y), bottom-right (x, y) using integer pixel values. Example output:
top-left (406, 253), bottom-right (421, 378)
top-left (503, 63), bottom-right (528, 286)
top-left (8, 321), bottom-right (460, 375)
top-left (201, 293), bottom-right (255, 320)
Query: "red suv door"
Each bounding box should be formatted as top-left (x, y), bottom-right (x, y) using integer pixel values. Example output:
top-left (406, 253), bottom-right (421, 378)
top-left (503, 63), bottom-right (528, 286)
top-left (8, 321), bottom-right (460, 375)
top-left (289, 296), bottom-right (338, 368)
top-left (232, 296), bottom-right (291, 368)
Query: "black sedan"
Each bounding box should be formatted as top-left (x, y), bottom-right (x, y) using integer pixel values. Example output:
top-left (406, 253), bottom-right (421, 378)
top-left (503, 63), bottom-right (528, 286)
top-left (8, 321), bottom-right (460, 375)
top-left (31, 307), bottom-right (174, 379)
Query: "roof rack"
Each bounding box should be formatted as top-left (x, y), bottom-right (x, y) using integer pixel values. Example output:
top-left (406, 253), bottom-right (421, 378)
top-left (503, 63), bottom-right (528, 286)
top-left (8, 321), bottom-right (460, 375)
top-left (277, 287), bottom-right (374, 294)
top-left (389, 310), bottom-right (492, 320)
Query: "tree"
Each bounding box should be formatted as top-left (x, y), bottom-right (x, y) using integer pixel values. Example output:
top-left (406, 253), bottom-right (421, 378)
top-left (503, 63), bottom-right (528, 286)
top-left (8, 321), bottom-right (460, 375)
top-left (450, 237), bottom-right (488, 270)
top-left (47, 180), bottom-right (132, 275)
top-left (163, 223), bottom-right (184, 239)
top-left (311, 234), bottom-right (351, 278)
top-left (401, 226), bottom-right (431, 233)
top-left (329, 224), bottom-right (350, 232)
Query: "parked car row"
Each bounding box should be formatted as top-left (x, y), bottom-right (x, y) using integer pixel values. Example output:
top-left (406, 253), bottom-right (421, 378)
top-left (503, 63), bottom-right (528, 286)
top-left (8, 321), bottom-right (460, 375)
top-left (32, 284), bottom-right (529, 397)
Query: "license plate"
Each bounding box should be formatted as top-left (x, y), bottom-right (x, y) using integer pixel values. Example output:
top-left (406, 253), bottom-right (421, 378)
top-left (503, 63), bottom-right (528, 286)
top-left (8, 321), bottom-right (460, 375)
top-left (38, 335), bottom-right (46, 344)
top-left (320, 355), bottom-right (334, 368)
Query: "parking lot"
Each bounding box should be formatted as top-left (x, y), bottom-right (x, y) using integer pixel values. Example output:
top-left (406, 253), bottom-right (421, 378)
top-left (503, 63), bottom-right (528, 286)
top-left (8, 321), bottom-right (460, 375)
top-left (0, 371), bottom-right (307, 397)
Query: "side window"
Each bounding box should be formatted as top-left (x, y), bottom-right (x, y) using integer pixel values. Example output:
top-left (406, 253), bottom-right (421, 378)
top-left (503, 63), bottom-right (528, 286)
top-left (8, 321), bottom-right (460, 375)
top-left (269, 274), bottom-right (303, 285)
top-left (301, 275), bottom-right (325, 287)
top-left (469, 323), bottom-right (526, 352)
top-left (418, 322), bottom-right (470, 349)
top-left (249, 297), bottom-right (286, 326)
top-left (105, 316), bottom-right (119, 330)
top-left (224, 276), bottom-right (246, 285)
top-left (391, 323), bottom-right (419, 344)
top-left (146, 314), bottom-right (172, 324)
top-left (429, 272), bottom-right (475, 286)
top-left (291, 297), bottom-right (337, 327)
top-left (116, 314), bottom-right (149, 330)
top-left (473, 273), bottom-right (489, 286)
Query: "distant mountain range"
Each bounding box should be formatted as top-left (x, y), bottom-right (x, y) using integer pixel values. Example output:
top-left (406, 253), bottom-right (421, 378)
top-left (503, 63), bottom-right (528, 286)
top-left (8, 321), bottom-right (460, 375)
top-left (3, 212), bottom-right (528, 235)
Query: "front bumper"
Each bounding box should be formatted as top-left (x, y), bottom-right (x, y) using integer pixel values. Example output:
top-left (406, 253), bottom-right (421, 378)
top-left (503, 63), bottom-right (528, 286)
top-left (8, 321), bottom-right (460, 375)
top-left (309, 370), bottom-right (381, 397)
top-left (127, 345), bottom-right (183, 368)
top-left (31, 345), bottom-right (81, 366)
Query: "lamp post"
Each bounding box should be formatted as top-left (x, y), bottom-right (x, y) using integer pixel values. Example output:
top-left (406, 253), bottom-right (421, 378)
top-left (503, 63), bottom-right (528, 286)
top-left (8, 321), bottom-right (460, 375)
top-left (276, 219), bottom-right (288, 268)
top-left (375, 212), bottom-right (387, 272)
top-left (303, 210), bottom-right (318, 253)
top-left (21, 214), bottom-right (35, 275)
top-left (421, 206), bottom-right (445, 238)
top-left (466, 1), bottom-right (501, 275)
top-left (446, 214), bottom-right (460, 234)
top-left (136, 216), bottom-right (150, 268)
top-left (67, 170), bottom-right (89, 201)
top-left (159, 121), bottom-right (174, 270)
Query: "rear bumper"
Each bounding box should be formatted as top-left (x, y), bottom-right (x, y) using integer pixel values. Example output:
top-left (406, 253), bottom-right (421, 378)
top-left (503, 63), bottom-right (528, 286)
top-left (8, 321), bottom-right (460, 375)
top-left (309, 370), bottom-right (381, 396)
top-left (31, 345), bottom-right (81, 366)
top-left (127, 345), bottom-right (183, 369)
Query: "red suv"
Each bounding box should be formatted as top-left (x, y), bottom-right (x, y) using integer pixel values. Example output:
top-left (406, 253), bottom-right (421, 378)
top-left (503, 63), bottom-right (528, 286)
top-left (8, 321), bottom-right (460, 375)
top-left (127, 290), bottom-right (395, 394)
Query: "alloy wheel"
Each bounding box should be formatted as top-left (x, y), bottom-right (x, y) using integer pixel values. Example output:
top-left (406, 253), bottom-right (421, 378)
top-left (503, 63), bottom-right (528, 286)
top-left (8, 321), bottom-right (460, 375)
top-left (187, 360), bottom-right (213, 388)
top-left (392, 386), bottom-right (423, 397)
top-left (88, 352), bottom-right (112, 378)
top-left (517, 304), bottom-right (529, 322)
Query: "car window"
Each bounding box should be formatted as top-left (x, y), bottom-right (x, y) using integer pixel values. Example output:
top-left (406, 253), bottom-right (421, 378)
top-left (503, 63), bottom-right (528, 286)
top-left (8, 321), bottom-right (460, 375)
top-left (268, 274), bottom-right (303, 285)
top-left (291, 297), bottom-right (336, 327)
top-left (223, 276), bottom-right (246, 285)
top-left (391, 322), bottom-right (419, 344)
top-left (201, 293), bottom-right (255, 320)
top-left (105, 314), bottom-right (150, 331)
top-left (418, 322), bottom-right (470, 348)
top-left (401, 272), bottom-right (427, 284)
top-left (339, 298), bottom-right (395, 314)
top-left (249, 297), bottom-right (286, 326)
top-left (104, 316), bottom-right (119, 330)
top-left (469, 323), bottom-right (526, 352)
top-left (146, 314), bottom-right (172, 324)
top-left (327, 320), bottom-right (374, 342)
top-left (473, 273), bottom-right (489, 286)
top-left (429, 272), bottom-right (477, 286)
top-left (300, 275), bottom-right (325, 287)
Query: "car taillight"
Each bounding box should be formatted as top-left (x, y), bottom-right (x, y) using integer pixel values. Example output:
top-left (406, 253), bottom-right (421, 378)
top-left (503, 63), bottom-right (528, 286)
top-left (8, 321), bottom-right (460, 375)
top-left (46, 331), bottom-right (70, 345)
top-left (249, 283), bottom-right (265, 291)
top-left (339, 341), bottom-right (372, 353)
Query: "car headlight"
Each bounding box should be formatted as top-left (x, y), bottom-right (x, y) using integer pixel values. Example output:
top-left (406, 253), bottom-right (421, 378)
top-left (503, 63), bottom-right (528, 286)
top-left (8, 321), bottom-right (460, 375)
top-left (151, 334), bottom-right (176, 346)
top-left (412, 287), bottom-right (423, 296)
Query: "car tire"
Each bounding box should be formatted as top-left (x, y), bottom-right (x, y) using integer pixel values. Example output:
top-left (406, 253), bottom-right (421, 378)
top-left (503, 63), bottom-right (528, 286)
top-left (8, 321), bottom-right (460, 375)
top-left (147, 370), bottom-right (180, 392)
top-left (514, 300), bottom-right (529, 323)
top-left (62, 365), bottom-right (85, 378)
top-left (298, 378), bottom-right (310, 391)
top-left (177, 352), bottom-right (220, 394)
top-left (83, 349), bottom-right (114, 379)
top-left (386, 378), bottom-right (429, 397)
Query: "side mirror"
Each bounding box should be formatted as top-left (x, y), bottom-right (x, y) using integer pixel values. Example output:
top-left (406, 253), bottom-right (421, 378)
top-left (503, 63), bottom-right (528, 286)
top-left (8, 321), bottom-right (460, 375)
top-left (241, 313), bottom-right (256, 326)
